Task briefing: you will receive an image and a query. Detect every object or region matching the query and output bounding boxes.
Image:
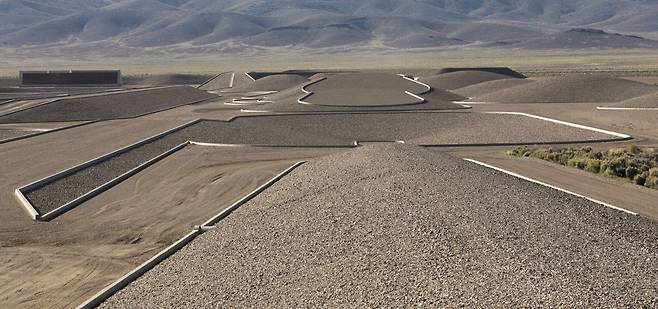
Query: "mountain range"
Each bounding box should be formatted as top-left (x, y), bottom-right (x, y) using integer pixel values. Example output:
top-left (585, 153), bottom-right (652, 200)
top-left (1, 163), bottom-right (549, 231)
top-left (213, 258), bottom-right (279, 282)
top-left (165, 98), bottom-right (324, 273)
top-left (2, 0), bottom-right (658, 57)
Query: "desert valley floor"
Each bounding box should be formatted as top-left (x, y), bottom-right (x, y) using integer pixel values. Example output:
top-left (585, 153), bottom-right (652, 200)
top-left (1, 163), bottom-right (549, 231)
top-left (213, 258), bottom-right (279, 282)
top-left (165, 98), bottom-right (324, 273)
top-left (1, 68), bottom-right (657, 308)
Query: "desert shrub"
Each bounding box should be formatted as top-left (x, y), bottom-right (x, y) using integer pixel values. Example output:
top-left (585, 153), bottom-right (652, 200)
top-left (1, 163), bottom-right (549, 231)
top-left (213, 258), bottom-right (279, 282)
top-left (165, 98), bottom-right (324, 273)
top-left (567, 157), bottom-right (587, 170)
top-left (625, 166), bottom-right (639, 180)
top-left (645, 175), bottom-right (658, 189)
top-left (634, 173), bottom-right (647, 186)
top-left (585, 159), bottom-right (601, 173)
top-left (627, 144), bottom-right (640, 154)
top-left (506, 145), bottom-right (658, 190)
top-left (649, 167), bottom-right (658, 178)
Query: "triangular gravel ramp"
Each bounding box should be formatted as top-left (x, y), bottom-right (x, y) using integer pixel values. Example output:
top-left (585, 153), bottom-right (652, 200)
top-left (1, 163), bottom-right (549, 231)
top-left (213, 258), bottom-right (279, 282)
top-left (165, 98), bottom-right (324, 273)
top-left (102, 144), bottom-right (658, 308)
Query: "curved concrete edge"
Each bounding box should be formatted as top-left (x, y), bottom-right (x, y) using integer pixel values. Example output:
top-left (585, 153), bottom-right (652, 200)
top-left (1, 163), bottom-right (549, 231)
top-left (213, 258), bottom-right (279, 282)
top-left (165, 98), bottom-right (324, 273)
top-left (76, 229), bottom-right (202, 309)
top-left (39, 142), bottom-right (190, 222)
top-left (77, 160), bottom-right (308, 309)
top-left (200, 161), bottom-right (306, 227)
top-left (596, 106), bottom-right (658, 111)
top-left (463, 158), bottom-right (638, 216)
top-left (483, 111), bottom-right (632, 139)
top-left (297, 77), bottom-right (328, 105)
top-left (15, 119), bottom-right (201, 221)
top-left (397, 74), bottom-right (431, 95)
top-left (298, 76), bottom-right (428, 107)
top-left (0, 120), bottom-right (98, 145)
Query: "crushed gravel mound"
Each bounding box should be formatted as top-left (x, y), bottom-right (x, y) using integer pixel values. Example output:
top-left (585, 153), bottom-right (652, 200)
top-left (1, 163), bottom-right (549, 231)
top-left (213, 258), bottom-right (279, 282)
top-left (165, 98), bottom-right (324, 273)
top-left (129, 74), bottom-right (213, 86)
top-left (477, 74), bottom-right (658, 103)
top-left (454, 78), bottom-right (534, 98)
top-left (421, 71), bottom-right (514, 90)
top-left (604, 91), bottom-right (658, 108)
top-left (438, 67), bottom-right (526, 78)
top-left (0, 86), bottom-right (217, 123)
top-left (231, 74), bottom-right (308, 92)
top-left (101, 144), bottom-right (658, 308)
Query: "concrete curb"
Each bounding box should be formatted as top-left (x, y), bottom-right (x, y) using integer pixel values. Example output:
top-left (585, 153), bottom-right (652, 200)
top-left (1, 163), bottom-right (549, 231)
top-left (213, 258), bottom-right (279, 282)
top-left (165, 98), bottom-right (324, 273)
top-left (297, 77), bottom-right (327, 105)
top-left (200, 161), bottom-right (306, 227)
top-left (483, 111), bottom-right (632, 139)
top-left (463, 158), bottom-right (638, 216)
top-left (397, 74), bottom-right (431, 95)
top-left (298, 75), bottom-right (428, 107)
top-left (244, 72), bottom-right (256, 82)
top-left (14, 119), bottom-right (200, 221)
top-left (596, 106), bottom-right (658, 111)
top-left (197, 72), bottom-right (225, 89)
top-left (39, 141), bottom-right (190, 222)
top-left (76, 161), bottom-right (307, 308)
top-left (76, 229), bottom-right (202, 309)
top-left (0, 120), bottom-right (98, 145)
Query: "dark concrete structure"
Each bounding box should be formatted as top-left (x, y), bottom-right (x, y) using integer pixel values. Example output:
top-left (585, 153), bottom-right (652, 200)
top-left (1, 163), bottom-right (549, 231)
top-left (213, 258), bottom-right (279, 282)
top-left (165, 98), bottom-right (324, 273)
top-left (19, 70), bottom-right (122, 87)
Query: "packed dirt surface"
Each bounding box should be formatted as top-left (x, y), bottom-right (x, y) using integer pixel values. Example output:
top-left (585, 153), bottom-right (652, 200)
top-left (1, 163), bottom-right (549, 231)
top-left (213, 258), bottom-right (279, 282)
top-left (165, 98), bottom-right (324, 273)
top-left (0, 141), bottom-right (340, 308)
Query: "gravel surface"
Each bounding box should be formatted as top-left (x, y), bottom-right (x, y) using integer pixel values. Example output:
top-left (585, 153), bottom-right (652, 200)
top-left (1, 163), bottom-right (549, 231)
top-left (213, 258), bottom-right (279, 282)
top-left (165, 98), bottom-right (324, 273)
top-left (0, 86), bottom-right (217, 123)
top-left (478, 74), bottom-right (658, 103)
top-left (23, 112), bottom-right (621, 216)
top-left (101, 144), bottom-right (658, 308)
top-left (245, 88), bottom-right (466, 112)
top-left (607, 91), bottom-right (658, 108)
top-left (0, 128), bottom-right (35, 140)
top-left (421, 71), bottom-right (513, 90)
top-left (24, 137), bottom-right (182, 215)
top-left (198, 73), bottom-right (233, 91)
top-left (453, 78), bottom-right (533, 98)
top-left (304, 73), bottom-right (429, 106)
top-left (231, 74), bottom-right (308, 92)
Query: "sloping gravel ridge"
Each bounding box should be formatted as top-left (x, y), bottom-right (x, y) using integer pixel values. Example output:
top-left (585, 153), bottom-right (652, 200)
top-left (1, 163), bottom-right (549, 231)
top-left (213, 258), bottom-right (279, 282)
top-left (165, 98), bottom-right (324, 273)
top-left (101, 144), bottom-right (658, 307)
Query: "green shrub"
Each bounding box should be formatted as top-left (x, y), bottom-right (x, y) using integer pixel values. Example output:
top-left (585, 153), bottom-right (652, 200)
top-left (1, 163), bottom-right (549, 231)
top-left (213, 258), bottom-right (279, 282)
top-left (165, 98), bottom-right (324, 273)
top-left (634, 173), bottom-right (647, 186)
top-left (506, 145), bottom-right (658, 190)
top-left (585, 159), bottom-right (601, 173)
top-left (625, 166), bottom-right (639, 180)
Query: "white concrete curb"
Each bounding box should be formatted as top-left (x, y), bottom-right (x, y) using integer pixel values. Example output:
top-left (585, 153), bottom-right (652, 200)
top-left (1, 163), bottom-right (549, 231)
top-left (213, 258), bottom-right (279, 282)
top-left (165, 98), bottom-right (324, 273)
top-left (77, 160), bottom-right (308, 308)
top-left (463, 158), bottom-right (638, 216)
top-left (200, 161), bottom-right (306, 227)
top-left (397, 74), bottom-right (431, 95)
top-left (483, 111), bottom-right (631, 139)
top-left (76, 229), bottom-right (202, 309)
top-left (244, 72), bottom-right (256, 82)
top-left (229, 73), bottom-right (236, 88)
top-left (596, 106), bottom-right (658, 111)
top-left (14, 119), bottom-right (200, 221)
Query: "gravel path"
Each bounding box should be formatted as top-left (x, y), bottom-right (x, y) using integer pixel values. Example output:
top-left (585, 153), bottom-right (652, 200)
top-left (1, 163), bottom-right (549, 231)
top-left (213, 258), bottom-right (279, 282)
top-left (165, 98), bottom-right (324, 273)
top-left (24, 137), bottom-right (183, 215)
top-left (23, 112), bottom-right (621, 216)
top-left (0, 86), bottom-right (217, 123)
top-left (101, 144), bottom-right (658, 308)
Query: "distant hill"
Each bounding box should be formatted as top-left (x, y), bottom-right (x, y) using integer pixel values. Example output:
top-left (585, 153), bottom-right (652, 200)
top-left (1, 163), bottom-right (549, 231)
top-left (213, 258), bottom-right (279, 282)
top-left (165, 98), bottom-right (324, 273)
top-left (2, 0), bottom-right (658, 56)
